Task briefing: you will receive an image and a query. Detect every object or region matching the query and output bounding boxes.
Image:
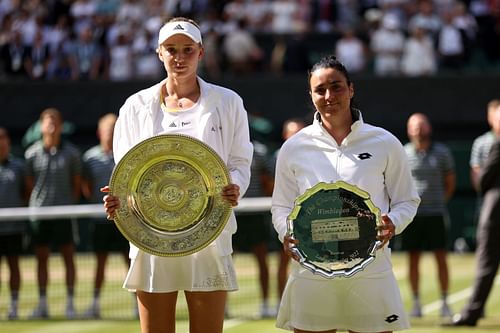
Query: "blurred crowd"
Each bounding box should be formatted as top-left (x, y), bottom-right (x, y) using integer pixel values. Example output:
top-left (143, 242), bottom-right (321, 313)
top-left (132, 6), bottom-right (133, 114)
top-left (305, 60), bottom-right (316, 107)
top-left (0, 0), bottom-right (500, 81)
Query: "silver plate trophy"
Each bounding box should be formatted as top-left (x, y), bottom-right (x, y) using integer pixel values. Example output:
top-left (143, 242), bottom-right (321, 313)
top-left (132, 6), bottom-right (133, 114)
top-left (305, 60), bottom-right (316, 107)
top-left (288, 181), bottom-right (382, 278)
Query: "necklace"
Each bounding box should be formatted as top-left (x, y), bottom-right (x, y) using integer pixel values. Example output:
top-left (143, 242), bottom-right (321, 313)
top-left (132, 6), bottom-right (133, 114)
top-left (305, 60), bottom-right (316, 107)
top-left (160, 88), bottom-right (184, 112)
top-left (160, 83), bottom-right (200, 112)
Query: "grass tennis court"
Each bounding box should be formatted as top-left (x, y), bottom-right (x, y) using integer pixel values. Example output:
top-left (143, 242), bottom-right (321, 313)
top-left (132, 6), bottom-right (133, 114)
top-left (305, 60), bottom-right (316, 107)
top-left (1, 252), bottom-right (499, 332)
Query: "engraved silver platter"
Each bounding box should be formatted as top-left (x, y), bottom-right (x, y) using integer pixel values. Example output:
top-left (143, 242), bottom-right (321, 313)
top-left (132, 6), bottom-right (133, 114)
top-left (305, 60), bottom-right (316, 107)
top-left (288, 181), bottom-right (382, 278)
top-left (109, 134), bottom-right (231, 257)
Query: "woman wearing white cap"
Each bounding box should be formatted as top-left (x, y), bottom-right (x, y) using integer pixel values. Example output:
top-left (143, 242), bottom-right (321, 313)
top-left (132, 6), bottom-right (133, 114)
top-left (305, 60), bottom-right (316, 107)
top-left (101, 17), bottom-right (253, 333)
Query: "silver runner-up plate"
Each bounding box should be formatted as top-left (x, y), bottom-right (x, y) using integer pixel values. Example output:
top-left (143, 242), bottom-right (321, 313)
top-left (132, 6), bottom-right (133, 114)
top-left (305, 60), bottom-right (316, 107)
top-left (109, 134), bottom-right (232, 257)
top-left (288, 181), bottom-right (382, 278)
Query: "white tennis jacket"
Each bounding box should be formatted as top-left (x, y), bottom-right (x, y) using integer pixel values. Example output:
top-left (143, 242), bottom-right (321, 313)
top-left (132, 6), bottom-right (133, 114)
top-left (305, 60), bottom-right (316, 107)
top-left (272, 111), bottom-right (421, 275)
top-left (113, 77), bottom-right (253, 259)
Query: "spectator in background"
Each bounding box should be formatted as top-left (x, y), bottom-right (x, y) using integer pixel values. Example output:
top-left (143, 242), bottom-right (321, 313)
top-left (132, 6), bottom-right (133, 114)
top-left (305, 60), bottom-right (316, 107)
top-left (25, 108), bottom-right (82, 319)
top-left (448, 120), bottom-right (500, 326)
top-left (222, 18), bottom-right (263, 74)
top-left (451, 1), bottom-right (478, 46)
top-left (24, 29), bottom-right (50, 80)
top-left (116, 0), bottom-right (144, 26)
top-left (470, 99), bottom-right (500, 192)
top-left (335, 27), bottom-right (366, 74)
top-left (245, 0), bottom-right (272, 32)
top-left (400, 113), bottom-right (455, 318)
top-left (408, 0), bottom-right (442, 41)
top-left (132, 19), bottom-right (163, 80)
top-left (465, 99), bottom-right (500, 253)
top-left (270, 0), bottom-right (299, 34)
top-left (335, 0), bottom-right (360, 31)
top-left (222, 0), bottom-right (247, 25)
top-left (401, 25), bottom-right (437, 76)
top-left (370, 13), bottom-right (404, 76)
top-left (0, 29), bottom-right (28, 79)
top-left (69, 25), bottom-right (102, 80)
top-left (310, 0), bottom-right (337, 33)
top-left (0, 127), bottom-right (27, 320)
top-left (199, 27), bottom-right (221, 79)
top-left (108, 30), bottom-right (134, 81)
top-left (436, 11), bottom-right (468, 71)
top-left (81, 113), bottom-right (133, 319)
top-left (69, 0), bottom-right (96, 36)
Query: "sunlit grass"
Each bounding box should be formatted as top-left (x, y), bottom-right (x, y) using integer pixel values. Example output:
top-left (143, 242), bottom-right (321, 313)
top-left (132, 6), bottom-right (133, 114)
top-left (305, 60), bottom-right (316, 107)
top-left (1, 252), bottom-right (499, 332)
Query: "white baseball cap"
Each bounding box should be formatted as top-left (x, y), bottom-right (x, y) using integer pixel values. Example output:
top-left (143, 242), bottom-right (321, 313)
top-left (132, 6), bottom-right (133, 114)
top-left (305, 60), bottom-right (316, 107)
top-left (158, 20), bottom-right (203, 46)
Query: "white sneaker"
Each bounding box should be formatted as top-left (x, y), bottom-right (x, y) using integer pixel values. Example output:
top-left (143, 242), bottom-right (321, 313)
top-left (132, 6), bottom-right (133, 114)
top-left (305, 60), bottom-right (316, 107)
top-left (30, 303), bottom-right (49, 319)
top-left (441, 302), bottom-right (453, 317)
top-left (84, 303), bottom-right (100, 319)
top-left (410, 301), bottom-right (422, 318)
top-left (65, 303), bottom-right (76, 319)
top-left (260, 303), bottom-right (277, 318)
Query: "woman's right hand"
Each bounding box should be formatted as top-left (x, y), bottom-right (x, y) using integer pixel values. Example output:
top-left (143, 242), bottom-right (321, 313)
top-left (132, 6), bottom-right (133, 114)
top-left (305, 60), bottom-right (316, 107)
top-left (100, 186), bottom-right (120, 220)
top-left (283, 234), bottom-right (300, 262)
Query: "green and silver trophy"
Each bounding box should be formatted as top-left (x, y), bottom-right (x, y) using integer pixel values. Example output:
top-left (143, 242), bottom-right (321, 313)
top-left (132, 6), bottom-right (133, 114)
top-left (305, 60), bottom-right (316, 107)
top-left (109, 134), bottom-right (232, 257)
top-left (288, 181), bottom-right (382, 278)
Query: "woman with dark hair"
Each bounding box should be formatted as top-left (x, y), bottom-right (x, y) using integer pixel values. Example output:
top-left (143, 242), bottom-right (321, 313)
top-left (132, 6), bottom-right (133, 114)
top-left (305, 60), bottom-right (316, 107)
top-left (271, 55), bottom-right (420, 332)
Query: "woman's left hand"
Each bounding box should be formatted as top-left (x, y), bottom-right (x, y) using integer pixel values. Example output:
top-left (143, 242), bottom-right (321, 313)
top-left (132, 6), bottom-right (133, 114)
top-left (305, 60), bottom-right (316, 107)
top-left (221, 183), bottom-right (240, 207)
top-left (376, 214), bottom-right (395, 249)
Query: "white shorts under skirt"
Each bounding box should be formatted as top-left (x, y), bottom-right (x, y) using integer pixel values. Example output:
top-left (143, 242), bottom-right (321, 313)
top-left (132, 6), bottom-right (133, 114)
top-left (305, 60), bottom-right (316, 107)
top-left (276, 262), bottom-right (410, 332)
top-left (123, 244), bottom-right (238, 293)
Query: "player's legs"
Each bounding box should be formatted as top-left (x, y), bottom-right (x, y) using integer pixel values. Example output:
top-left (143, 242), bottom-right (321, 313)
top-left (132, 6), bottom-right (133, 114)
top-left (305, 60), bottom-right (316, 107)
top-left (185, 290), bottom-right (227, 333)
top-left (6, 254), bottom-right (21, 294)
top-left (409, 251), bottom-right (421, 296)
top-left (95, 252), bottom-right (108, 291)
top-left (60, 242), bottom-right (76, 318)
top-left (137, 290), bottom-right (178, 333)
top-left (35, 245), bottom-right (50, 291)
top-left (60, 243), bottom-right (76, 290)
top-left (434, 249), bottom-right (449, 294)
top-left (408, 251), bottom-right (422, 316)
top-left (252, 242), bottom-right (270, 302)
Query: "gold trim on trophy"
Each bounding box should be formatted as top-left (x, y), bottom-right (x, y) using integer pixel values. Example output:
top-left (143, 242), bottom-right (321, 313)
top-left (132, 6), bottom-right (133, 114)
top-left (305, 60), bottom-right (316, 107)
top-left (110, 134), bottom-right (231, 257)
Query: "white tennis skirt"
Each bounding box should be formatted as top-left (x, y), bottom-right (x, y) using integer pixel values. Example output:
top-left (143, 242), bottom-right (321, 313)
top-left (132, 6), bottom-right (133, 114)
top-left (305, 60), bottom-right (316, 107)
top-left (123, 243), bottom-right (238, 293)
top-left (276, 262), bottom-right (410, 332)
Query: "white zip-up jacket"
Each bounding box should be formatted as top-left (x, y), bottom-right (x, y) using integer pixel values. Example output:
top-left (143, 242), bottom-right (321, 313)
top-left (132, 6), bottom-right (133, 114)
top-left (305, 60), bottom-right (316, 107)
top-left (113, 77), bottom-right (253, 259)
top-left (272, 111), bottom-right (420, 275)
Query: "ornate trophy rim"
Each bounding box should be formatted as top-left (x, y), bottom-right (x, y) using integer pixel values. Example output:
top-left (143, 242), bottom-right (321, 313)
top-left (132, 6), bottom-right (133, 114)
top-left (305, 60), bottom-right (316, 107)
top-left (109, 134), bottom-right (232, 257)
top-left (287, 181), bottom-right (382, 278)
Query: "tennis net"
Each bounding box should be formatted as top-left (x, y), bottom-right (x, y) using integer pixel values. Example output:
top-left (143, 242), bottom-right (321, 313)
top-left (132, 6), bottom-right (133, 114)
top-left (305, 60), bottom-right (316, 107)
top-left (0, 198), bottom-right (282, 320)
